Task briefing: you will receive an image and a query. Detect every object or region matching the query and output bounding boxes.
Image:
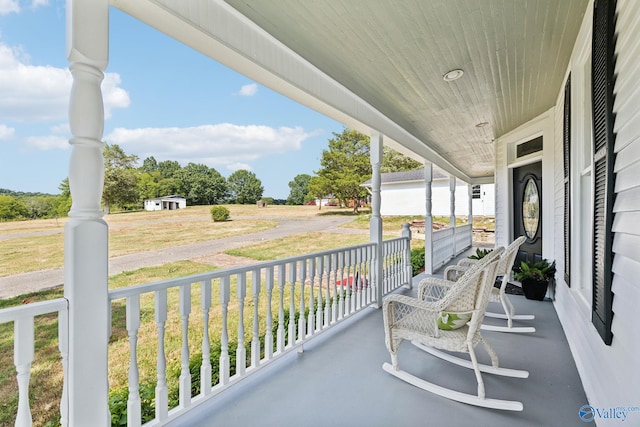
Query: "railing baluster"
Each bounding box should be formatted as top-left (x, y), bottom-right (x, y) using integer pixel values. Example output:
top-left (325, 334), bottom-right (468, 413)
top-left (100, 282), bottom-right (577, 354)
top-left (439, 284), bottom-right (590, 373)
top-left (179, 284), bottom-right (191, 408)
top-left (277, 264), bottom-right (286, 353)
top-left (265, 266), bottom-right (275, 360)
top-left (308, 257), bottom-right (316, 334)
top-left (201, 280), bottom-right (212, 395)
top-left (288, 262), bottom-right (296, 347)
top-left (14, 317), bottom-right (34, 427)
top-left (126, 295), bottom-right (141, 427)
top-left (154, 289), bottom-right (168, 421)
top-left (316, 256), bottom-right (324, 330)
top-left (331, 253), bottom-right (338, 323)
top-left (298, 260), bottom-right (307, 340)
top-left (251, 269), bottom-right (261, 368)
top-left (58, 305), bottom-right (69, 427)
top-left (220, 276), bottom-right (231, 385)
top-left (338, 251), bottom-right (344, 319)
top-left (344, 250), bottom-right (351, 315)
top-left (324, 254), bottom-right (331, 326)
top-left (353, 249), bottom-right (361, 311)
top-left (236, 273), bottom-right (247, 376)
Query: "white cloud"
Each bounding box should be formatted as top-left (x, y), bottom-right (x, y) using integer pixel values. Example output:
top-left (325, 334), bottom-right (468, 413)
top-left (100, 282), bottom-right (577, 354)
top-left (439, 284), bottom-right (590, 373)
top-left (0, 0), bottom-right (48, 15)
top-left (105, 123), bottom-right (312, 170)
top-left (0, 1), bottom-right (20, 15)
top-left (0, 124), bottom-right (15, 139)
top-left (24, 134), bottom-right (68, 150)
top-left (237, 83), bottom-right (258, 96)
top-left (226, 162), bottom-right (252, 172)
top-left (0, 43), bottom-right (130, 122)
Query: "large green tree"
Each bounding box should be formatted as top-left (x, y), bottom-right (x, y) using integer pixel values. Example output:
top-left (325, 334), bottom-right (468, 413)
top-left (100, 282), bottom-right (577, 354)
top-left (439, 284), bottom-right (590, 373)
top-left (315, 129), bottom-right (371, 213)
top-left (382, 146), bottom-right (422, 172)
top-left (175, 163), bottom-right (227, 205)
top-left (227, 170), bottom-right (264, 204)
top-left (0, 195), bottom-right (29, 220)
top-left (286, 174), bottom-right (312, 205)
top-left (102, 143), bottom-right (140, 214)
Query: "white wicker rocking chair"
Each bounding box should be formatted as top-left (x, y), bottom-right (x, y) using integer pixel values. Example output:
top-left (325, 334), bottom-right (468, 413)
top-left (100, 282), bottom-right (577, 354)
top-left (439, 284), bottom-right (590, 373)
top-left (445, 236), bottom-right (533, 333)
top-left (382, 247), bottom-right (529, 411)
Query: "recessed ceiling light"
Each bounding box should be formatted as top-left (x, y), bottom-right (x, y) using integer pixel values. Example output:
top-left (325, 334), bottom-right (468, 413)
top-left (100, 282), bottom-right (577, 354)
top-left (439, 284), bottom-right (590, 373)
top-left (475, 122), bottom-right (489, 128)
top-left (443, 69), bottom-right (464, 82)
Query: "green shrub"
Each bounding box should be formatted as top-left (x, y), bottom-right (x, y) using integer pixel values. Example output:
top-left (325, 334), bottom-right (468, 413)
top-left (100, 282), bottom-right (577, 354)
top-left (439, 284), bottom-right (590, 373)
top-left (468, 247), bottom-right (493, 260)
top-left (210, 205), bottom-right (230, 222)
top-left (410, 248), bottom-right (425, 276)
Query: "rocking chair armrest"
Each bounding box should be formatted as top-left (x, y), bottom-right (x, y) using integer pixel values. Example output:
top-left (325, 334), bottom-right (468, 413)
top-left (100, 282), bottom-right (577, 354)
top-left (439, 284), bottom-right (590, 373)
top-left (443, 265), bottom-right (470, 281)
top-left (418, 277), bottom-right (456, 310)
top-left (383, 294), bottom-right (443, 314)
top-left (457, 259), bottom-right (478, 267)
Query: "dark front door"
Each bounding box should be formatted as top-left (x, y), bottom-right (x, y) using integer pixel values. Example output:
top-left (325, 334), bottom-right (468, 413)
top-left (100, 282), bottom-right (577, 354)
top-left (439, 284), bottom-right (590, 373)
top-left (513, 161), bottom-right (542, 267)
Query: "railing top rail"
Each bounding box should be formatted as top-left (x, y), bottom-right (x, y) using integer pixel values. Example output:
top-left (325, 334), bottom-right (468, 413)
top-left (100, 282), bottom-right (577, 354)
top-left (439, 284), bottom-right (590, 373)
top-left (0, 297), bottom-right (68, 323)
top-left (109, 241), bottom-right (378, 300)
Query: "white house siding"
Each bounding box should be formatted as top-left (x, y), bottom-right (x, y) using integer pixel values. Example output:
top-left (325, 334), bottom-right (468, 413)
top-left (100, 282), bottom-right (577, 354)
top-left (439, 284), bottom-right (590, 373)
top-left (380, 180), bottom-right (472, 217)
top-left (551, 0), bottom-right (640, 419)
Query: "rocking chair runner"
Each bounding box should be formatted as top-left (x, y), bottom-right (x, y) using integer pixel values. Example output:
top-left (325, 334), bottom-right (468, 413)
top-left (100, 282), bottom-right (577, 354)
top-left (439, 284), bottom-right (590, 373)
top-left (382, 247), bottom-right (529, 411)
top-left (445, 236), bottom-right (532, 333)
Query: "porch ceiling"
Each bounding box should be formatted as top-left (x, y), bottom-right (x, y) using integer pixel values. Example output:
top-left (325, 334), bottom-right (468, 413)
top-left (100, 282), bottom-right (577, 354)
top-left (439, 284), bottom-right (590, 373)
top-left (111, 0), bottom-right (587, 182)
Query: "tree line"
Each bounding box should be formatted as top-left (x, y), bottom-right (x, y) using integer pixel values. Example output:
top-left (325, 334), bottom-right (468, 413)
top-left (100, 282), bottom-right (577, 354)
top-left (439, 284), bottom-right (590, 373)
top-left (1, 128), bottom-right (421, 220)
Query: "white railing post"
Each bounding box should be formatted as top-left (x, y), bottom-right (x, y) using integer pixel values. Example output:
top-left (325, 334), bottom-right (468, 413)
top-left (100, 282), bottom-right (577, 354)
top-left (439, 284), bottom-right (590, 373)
top-left (468, 184), bottom-right (474, 248)
top-left (179, 284), bottom-right (192, 408)
top-left (65, 1), bottom-right (110, 424)
top-left (424, 163), bottom-right (434, 274)
top-left (154, 290), bottom-right (168, 421)
top-left (402, 223), bottom-right (413, 288)
top-left (251, 270), bottom-right (261, 367)
top-left (14, 317), bottom-right (34, 426)
top-left (370, 132), bottom-right (384, 308)
top-left (200, 280), bottom-right (212, 395)
top-left (450, 176), bottom-right (457, 258)
top-left (236, 274), bottom-right (247, 375)
top-left (219, 277), bottom-right (231, 385)
top-left (265, 266), bottom-right (275, 360)
top-left (126, 296), bottom-right (141, 427)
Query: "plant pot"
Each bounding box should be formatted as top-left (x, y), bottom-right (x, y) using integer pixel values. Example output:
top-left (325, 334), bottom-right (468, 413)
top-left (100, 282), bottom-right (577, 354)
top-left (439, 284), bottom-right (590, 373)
top-left (521, 279), bottom-right (548, 300)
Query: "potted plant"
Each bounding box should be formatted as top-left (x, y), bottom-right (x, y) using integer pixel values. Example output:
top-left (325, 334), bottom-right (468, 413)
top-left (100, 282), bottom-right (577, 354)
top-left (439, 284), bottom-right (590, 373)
top-left (514, 259), bottom-right (556, 300)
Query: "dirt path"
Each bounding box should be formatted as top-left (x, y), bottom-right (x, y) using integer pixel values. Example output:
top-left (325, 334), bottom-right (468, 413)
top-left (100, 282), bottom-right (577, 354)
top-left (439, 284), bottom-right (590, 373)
top-left (0, 215), bottom-right (365, 299)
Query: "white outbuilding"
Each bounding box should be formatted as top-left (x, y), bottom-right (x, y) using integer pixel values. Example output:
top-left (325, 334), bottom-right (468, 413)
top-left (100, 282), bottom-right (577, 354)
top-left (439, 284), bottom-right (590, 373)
top-left (143, 195), bottom-right (187, 211)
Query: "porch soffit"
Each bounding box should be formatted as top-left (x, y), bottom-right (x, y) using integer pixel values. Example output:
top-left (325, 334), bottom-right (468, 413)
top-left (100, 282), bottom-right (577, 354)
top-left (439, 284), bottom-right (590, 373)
top-left (110, 0), bottom-right (587, 182)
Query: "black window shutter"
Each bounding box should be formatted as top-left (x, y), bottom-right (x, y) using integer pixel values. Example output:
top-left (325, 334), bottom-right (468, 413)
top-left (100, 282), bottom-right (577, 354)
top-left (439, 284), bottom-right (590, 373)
top-left (563, 75), bottom-right (571, 287)
top-left (591, 0), bottom-right (616, 345)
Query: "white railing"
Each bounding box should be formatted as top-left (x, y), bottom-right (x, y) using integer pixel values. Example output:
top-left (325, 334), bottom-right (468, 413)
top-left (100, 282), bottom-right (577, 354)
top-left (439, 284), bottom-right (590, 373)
top-left (107, 239), bottom-right (410, 426)
top-left (432, 223), bottom-right (473, 271)
top-left (0, 298), bottom-right (69, 427)
top-left (381, 236), bottom-right (412, 295)
top-left (0, 237), bottom-right (412, 427)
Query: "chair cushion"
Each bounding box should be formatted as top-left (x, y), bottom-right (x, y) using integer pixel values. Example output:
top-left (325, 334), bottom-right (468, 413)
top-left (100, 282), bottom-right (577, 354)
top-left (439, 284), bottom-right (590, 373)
top-left (437, 311), bottom-right (472, 330)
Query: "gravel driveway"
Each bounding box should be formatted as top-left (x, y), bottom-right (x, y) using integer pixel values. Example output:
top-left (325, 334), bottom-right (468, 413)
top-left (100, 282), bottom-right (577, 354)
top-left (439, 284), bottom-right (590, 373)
top-left (0, 215), bottom-right (366, 299)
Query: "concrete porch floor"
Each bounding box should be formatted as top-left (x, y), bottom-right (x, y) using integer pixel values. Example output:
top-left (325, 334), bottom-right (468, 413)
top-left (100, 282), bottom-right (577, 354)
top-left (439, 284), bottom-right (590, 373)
top-left (169, 249), bottom-right (588, 427)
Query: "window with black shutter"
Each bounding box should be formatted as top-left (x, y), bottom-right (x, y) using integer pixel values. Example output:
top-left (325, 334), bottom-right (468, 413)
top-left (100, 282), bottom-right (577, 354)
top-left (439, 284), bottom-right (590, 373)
top-left (591, 0), bottom-right (616, 345)
top-left (564, 76), bottom-right (571, 287)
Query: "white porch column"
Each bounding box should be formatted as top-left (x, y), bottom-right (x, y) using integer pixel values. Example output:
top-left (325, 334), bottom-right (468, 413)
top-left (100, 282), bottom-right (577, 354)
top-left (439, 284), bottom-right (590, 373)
top-left (468, 184), bottom-right (474, 248)
top-left (424, 163), bottom-right (433, 275)
top-left (450, 176), bottom-right (456, 257)
top-left (369, 133), bottom-right (384, 308)
top-left (65, 1), bottom-right (110, 425)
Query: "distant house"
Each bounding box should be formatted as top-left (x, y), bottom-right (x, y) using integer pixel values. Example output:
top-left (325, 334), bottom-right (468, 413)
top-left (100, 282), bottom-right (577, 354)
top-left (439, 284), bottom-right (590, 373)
top-left (143, 195), bottom-right (187, 211)
top-left (361, 169), bottom-right (495, 217)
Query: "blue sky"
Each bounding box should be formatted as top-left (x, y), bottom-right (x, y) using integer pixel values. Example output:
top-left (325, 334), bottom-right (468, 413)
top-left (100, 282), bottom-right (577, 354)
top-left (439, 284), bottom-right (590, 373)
top-left (0, 1), bottom-right (344, 199)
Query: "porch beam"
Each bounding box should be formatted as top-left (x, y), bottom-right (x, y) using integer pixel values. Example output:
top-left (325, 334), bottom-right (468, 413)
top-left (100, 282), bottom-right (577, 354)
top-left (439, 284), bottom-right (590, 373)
top-left (424, 163), bottom-right (433, 275)
top-left (370, 133), bottom-right (383, 308)
top-left (64, 0), bottom-right (110, 425)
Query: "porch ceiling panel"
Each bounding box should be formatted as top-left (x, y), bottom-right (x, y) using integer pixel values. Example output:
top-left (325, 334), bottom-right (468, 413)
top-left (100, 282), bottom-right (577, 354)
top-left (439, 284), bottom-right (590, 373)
top-left (111, 0), bottom-right (587, 181)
